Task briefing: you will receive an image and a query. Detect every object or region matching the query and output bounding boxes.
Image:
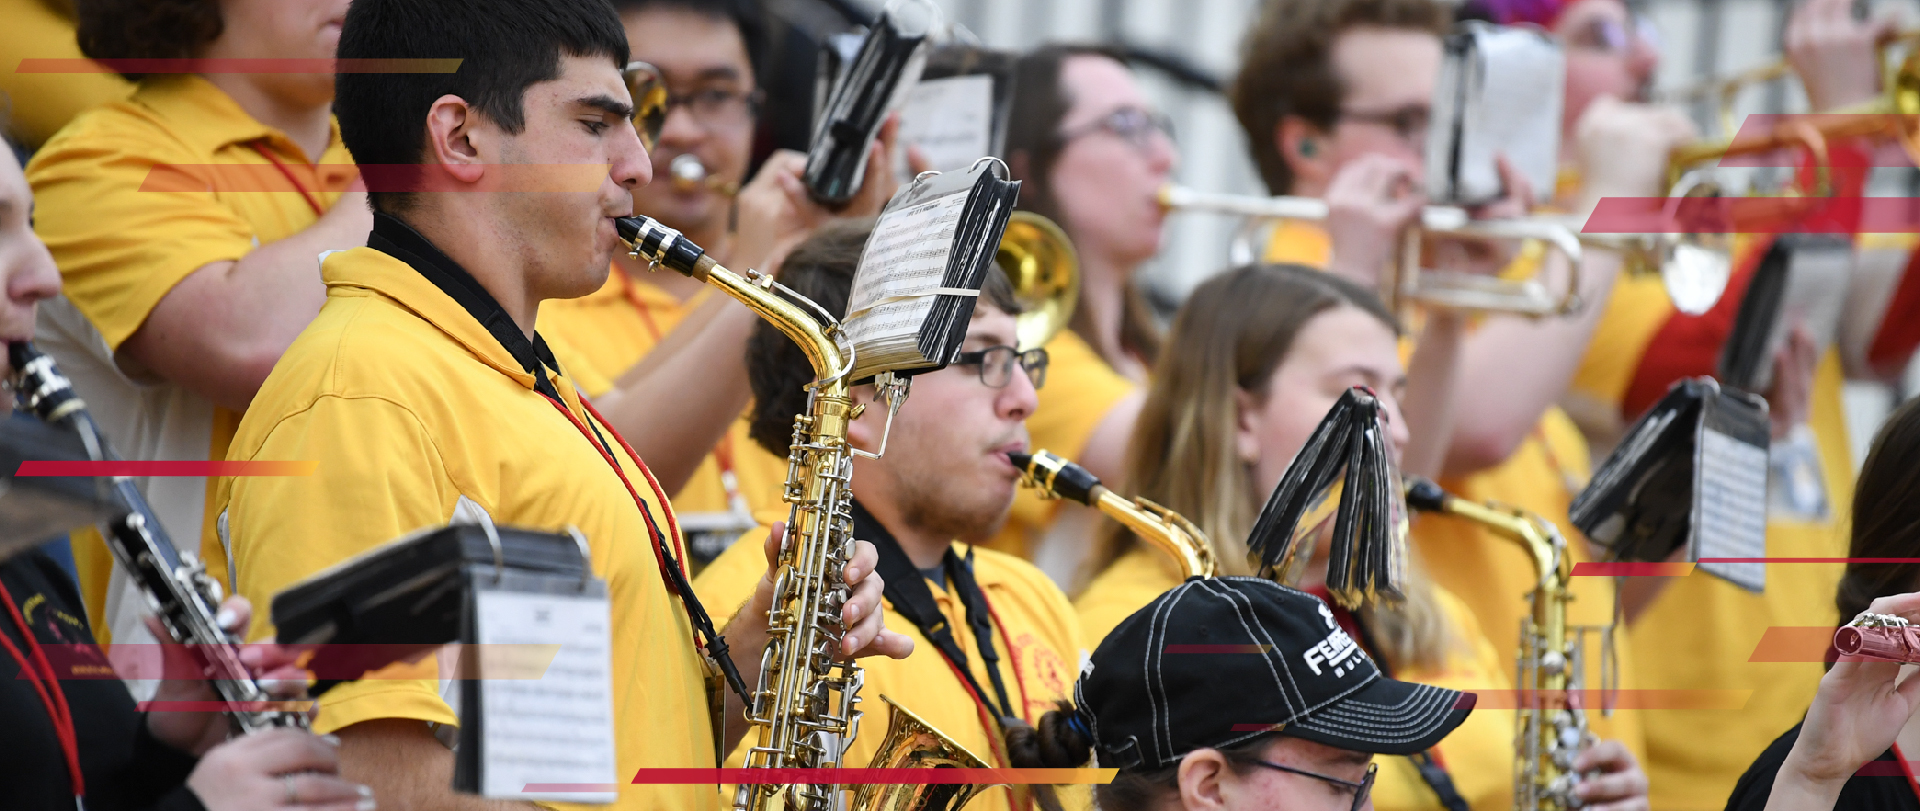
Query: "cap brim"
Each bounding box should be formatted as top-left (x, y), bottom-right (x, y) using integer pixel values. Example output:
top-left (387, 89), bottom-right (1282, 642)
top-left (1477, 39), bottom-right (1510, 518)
top-left (1285, 676), bottom-right (1476, 756)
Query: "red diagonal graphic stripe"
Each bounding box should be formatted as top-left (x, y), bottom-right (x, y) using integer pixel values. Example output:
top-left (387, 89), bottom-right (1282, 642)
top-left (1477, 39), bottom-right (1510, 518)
top-left (1574, 558), bottom-right (1920, 578)
top-left (16, 58), bottom-right (462, 74)
top-left (15, 461), bottom-right (316, 477)
top-left (626, 769), bottom-right (1115, 785)
top-left (135, 701), bottom-right (316, 713)
top-left (1581, 196), bottom-right (1920, 234)
top-left (140, 164), bottom-right (613, 194)
top-left (1716, 114), bottom-right (1915, 167)
top-left (1571, 562), bottom-right (1695, 576)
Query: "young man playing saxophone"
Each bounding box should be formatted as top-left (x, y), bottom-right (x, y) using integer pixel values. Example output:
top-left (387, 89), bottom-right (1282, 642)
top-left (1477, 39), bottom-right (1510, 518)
top-left (696, 219), bottom-right (1088, 811)
top-left (208, 0), bottom-right (911, 807)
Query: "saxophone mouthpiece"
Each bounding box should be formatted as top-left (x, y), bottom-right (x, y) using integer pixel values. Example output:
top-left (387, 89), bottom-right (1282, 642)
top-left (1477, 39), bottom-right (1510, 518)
top-left (1403, 477), bottom-right (1448, 513)
top-left (615, 215), bottom-right (715, 280)
top-left (614, 215), bottom-right (644, 247)
top-left (1013, 449), bottom-right (1101, 506)
top-left (8, 341), bottom-right (38, 375)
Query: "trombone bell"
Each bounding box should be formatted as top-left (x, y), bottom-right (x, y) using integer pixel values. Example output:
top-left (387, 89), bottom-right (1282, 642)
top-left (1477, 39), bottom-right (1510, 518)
top-left (996, 212), bottom-right (1080, 350)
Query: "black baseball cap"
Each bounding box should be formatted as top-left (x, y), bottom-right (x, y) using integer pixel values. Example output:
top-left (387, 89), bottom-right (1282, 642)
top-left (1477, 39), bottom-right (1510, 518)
top-left (1072, 577), bottom-right (1475, 769)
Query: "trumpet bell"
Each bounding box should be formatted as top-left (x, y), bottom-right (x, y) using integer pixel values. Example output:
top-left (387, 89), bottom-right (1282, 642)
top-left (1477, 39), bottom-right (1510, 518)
top-left (996, 212), bottom-right (1080, 349)
top-left (849, 695), bottom-right (995, 811)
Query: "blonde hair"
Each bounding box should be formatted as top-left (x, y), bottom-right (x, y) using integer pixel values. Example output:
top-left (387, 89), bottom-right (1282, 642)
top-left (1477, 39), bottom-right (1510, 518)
top-left (1104, 264), bottom-right (1457, 672)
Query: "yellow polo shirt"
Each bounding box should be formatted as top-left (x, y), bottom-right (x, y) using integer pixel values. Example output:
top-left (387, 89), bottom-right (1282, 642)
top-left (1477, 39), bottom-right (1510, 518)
top-left (537, 269), bottom-right (787, 539)
top-left (979, 330), bottom-right (1136, 560)
top-left (211, 245), bottom-right (713, 809)
top-left (1263, 221), bottom-right (1646, 767)
top-left (0, 0), bottom-right (132, 147)
top-left (1078, 547), bottom-right (1516, 811)
top-left (697, 526), bottom-right (1088, 811)
top-left (1570, 247), bottom-right (1856, 811)
top-left (27, 74), bottom-right (355, 647)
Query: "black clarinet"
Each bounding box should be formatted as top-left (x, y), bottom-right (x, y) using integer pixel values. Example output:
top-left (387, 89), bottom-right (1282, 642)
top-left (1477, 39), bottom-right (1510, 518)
top-left (9, 342), bottom-right (307, 732)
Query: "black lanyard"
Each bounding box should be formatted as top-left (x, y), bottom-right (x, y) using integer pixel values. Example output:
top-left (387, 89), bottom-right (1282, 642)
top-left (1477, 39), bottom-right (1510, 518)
top-left (366, 213), bottom-right (748, 703)
top-left (851, 501), bottom-right (1018, 722)
top-left (1348, 608), bottom-right (1471, 811)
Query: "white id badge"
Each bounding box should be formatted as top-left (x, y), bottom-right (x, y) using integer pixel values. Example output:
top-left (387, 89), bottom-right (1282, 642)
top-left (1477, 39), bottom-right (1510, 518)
top-left (468, 572), bottom-right (618, 804)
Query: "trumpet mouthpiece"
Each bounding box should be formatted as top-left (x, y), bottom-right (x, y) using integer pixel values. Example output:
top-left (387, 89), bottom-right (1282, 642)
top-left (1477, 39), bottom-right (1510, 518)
top-left (670, 153), bottom-right (713, 192)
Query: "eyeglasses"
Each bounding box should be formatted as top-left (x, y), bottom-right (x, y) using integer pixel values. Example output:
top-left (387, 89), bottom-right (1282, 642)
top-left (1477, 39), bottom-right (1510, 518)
top-left (951, 346), bottom-right (1048, 389)
top-left (1248, 759), bottom-right (1376, 811)
top-left (1339, 104), bottom-right (1430, 148)
top-left (1567, 12), bottom-right (1660, 55)
top-left (1056, 106), bottom-right (1177, 152)
top-left (660, 87), bottom-right (764, 131)
top-left (624, 62), bottom-right (669, 150)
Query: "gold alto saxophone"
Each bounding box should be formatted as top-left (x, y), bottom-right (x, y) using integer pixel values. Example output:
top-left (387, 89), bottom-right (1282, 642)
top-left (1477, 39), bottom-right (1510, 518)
top-left (616, 217), bottom-right (987, 811)
top-left (1404, 478), bottom-right (1592, 811)
top-left (1010, 450), bottom-right (1217, 579)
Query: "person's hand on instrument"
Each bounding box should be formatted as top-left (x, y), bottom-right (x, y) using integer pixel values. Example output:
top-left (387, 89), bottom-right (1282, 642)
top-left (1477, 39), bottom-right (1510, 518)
top-left (145, 595), bottom-right (311, 757)
top-left (1429, 154), bottom-right (1537, 276)
top-left (1766, 321), bottom-right (1820, 440)
top-left (188, 728), bottom-right (375, 811)
top-left (1787, 0), bottom-right (1901, 113)
top-left (1768, 592), bottom-right (1920, 811)
top-left (839, 113), bottom-right (908, 219)
top-left (1573, 738), bottom-right (1651, 811)
top-left (1574, 95), bottom-right (1698, 207)
top-left (731, 149), bottom-right (831, 273)
top-left (1325, 153), bottom-right (1426, 287)
top-left (749, 521), bottom-right (914, 661)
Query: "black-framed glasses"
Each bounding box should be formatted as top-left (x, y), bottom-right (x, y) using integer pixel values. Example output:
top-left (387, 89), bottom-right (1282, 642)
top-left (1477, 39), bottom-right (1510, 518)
top-left (1339, 104), bottom-right (1430, 147)
top-left (1056, 106), bottom-right (1176, 151)
top-left (623, 62), bottom-right (669, 150)
top-left (1248, 759), bottom-right (1376, 811)
top-left (659, 87), bottom-right (764, 131)
top-left (951, 346), bottom-right (1048, 389)
top-left (1567, 12), bottom-right (1660, 55)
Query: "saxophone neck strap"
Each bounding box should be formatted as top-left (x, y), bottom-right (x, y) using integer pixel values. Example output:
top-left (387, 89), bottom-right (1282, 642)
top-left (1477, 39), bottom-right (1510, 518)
top-left (852, 500), bottom-right (1017, 721)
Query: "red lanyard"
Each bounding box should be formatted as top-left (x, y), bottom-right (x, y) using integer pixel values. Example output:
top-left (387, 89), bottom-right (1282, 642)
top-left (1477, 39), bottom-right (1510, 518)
top-left (247, 142), bottom-right (326, 217)
top-left (615, 270), bottom-right (744, 508)
top-left (931, 591), bottom-right (1034, 811)
top-left (540, 393), bottom-right (689, 588)
top-left (1896, 742), bottom-right (1920, 803)
top-left (617, 268), bottom-right (668, 344)
top-left (0, 582), bottom-right (85, 803)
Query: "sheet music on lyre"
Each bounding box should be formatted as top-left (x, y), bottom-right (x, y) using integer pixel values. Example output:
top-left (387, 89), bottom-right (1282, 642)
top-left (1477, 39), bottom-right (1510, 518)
top-left (472, 583), bottom-right (618, 803)
top-left (840, 158), bottom-right (1019, 381)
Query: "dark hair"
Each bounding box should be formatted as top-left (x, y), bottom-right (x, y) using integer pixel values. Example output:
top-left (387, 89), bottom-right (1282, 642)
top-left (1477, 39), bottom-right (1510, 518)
top-left (334, 0), bottom-right (631, 214)
top-left (76, 0), bottom-right (224, 83)
top-left (1004, 43), bottom-right (1162, 367)
top-left (1009, 702), bottom-right (1275, 811)
top-left (1230, 0), bottom-right (1450, 194)
top-left (608, 0), bottom-right (767, 77)
top-left (745, 218), bottom-right (1022, 457)
top-left (1833, 396), bottom-right (1920, 653)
